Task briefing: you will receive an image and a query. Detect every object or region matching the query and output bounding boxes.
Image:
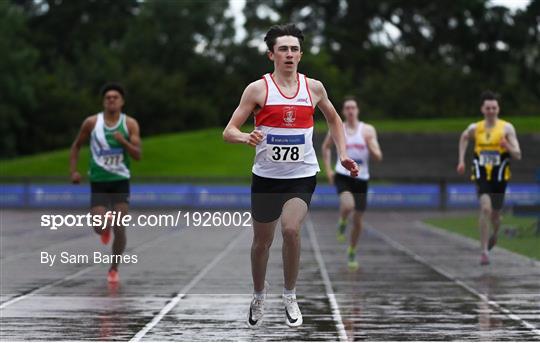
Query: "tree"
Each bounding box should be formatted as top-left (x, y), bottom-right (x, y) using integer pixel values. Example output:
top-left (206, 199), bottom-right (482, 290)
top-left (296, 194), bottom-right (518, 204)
top-left (0, 2), bottom-right (39, 157)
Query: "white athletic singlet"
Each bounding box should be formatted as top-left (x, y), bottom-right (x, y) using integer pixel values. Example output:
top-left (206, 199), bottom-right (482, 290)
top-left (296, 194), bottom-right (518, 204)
top-left (335, 122), bottom-right (370, 180)
top-left (252, 73), bottom-right (320, 179)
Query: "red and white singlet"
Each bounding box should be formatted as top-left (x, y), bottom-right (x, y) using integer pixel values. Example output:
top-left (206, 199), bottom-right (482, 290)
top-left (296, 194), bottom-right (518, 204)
top-left (334, 122), bottom-right (370, 180)
top-left (252, 73), bottom-right (320, 179)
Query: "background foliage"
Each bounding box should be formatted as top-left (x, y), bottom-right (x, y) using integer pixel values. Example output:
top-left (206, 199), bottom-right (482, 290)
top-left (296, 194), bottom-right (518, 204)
top-left (1, 0), bottom-right (539, 158)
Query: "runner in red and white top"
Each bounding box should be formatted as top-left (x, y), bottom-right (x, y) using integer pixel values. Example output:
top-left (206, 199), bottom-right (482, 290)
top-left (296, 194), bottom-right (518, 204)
top-left (223, 24), bottom-right (358, 328)
top-left (252, 72), bottom-right (319, 179)
top-left (322, 97), bottom-right (382, 270)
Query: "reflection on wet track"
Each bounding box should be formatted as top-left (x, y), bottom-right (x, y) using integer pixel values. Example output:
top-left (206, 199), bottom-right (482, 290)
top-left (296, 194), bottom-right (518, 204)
top-left (1, 209), bottom-right (538, 341)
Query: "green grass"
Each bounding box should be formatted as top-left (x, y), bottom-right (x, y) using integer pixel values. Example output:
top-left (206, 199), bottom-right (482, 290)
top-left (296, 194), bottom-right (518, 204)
top-left (424, 215), bottom-right (539, 260)
top-left (0, 128), bottom-right (254, 179)
top-left (315, 116), bottom-right (540, 133)
top-left (1, 116), bottom-right (538, 178)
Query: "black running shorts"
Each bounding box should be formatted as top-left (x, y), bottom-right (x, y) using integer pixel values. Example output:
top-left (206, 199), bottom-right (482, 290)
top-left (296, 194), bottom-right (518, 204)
top-left (251, 173), bottom-right (317, 223)
top-left (90, 179), bottom-right (130, 208)
top-left (334, 173), bottom-right (368, 211)
top-left (476, 179), bottom-right (507, 211)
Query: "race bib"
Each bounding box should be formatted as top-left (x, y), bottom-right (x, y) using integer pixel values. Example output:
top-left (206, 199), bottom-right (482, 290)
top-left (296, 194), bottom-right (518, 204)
top-left (479, 150), bottom-right (500, 166)
top-left (99, 148), bottom-right (124, 167)
top-left (266, 134), bottom-right (305, 162)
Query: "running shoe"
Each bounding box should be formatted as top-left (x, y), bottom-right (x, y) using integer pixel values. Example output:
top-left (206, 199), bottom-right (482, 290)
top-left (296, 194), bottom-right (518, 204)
top-left (480, 252), bottom-right (490, 266)
top-left (488, 233), bottom-right (498, 251)
top-left (283, 293), bottom-right (303, 327)
top-left (247, 281), bottom-right (269, 328)
top-left (347, 246), bottom-right (358, 270)
top-left (107, 269), bottom-right (119, 283)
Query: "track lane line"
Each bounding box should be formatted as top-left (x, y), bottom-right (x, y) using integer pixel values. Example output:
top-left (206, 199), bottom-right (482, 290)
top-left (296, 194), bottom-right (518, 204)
top-left (0, 231), bottom-right (175, 309)
top-left (306, 217), bottom-right (348, 342)
top-left (366, 222), bottom-right (540, 337)
top-left (129, 229), bottom-right (247, 342)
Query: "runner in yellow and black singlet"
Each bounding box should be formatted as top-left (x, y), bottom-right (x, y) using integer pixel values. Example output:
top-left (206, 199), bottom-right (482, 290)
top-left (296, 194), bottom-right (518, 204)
top-left (457, 90), bottom-right (522, 266)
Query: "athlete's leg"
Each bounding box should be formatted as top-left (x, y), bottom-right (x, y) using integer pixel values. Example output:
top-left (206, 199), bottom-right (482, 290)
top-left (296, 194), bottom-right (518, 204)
top-left (90, 205), bottom-right (110, 235)
top-left (487, 208), bottom-right (502, 250)
top-left (339, 192), bottom-right (354, 223)
top-left (110, 201), bottom-right (128, 271)
top-left (248, 218), bottom-right (277, 328)
top-left (251, 219), bottom-right (278, 292)
top-left (336, 192), bottom-right (354, 242)
top-left (478, 194), bottom-right (492, 253)
top-left (349, 211), bottom-right (364, 250)
top-left (347, 181), bottom-right (367, 269)
top-left (90, 182), bottom-right (114, 244)
top-left (281, 198), bottom-right (309, 290)
top-left (280, 197), bottom-right (308, 328)
top-left (488, 184), bottom-right (506, 250)
top-left (491, 210), bottom-right (501, 236)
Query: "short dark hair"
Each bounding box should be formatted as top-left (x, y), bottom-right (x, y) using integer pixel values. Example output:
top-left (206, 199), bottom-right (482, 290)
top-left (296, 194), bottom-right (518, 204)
top-left (100, 82), bottom-right (125, 98)
top-left (342, 96), bottom-right (359, 109)
top-left (264, 24), bottom-right (304, 52)
top-left (480, 90), bottom-right (499, 105)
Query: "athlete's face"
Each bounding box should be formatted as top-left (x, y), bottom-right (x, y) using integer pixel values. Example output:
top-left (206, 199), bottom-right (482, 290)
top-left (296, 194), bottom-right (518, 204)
top-left (103, 90), bottom-right (124, 113)
top-left (481, 100), bottom-right (499, 119)
top-left (342, 100), bottom-right (359, 122)
top-left (268, 36), bottom-right (302, 72)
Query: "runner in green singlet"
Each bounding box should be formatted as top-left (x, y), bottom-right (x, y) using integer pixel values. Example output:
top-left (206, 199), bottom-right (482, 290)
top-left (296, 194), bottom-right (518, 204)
top-left (70, 83), bottom-right (141, 283)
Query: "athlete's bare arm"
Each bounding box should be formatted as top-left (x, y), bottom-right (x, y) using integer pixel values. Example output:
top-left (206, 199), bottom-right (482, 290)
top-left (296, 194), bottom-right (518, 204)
top-left (70, 115), bottom-right (97, 184)
top-left (457, 123), bottom-right (476, 175)
top-left (502, 123), bottom-right (522, 160)
top-left (309, 78), bottom-right (359, 177)
top-left (363, 124), bottom-right (383, 162)
top-left (321, 132), bottom-right (335, 184)
top-left (114, 116), bottom-right (141, 161)
top-left (223, 80), bottom-right (266, 147)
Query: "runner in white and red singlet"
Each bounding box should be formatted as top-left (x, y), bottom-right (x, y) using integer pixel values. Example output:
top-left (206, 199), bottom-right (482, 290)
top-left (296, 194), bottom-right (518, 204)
top-left (322, 96), bottom-right (382, 270)
top-left (223, 24), bottom-right (358, 328)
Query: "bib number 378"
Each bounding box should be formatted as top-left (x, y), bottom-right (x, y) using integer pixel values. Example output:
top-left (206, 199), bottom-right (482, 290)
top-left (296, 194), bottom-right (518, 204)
top-left (266, 134), bottom-right (305, 162)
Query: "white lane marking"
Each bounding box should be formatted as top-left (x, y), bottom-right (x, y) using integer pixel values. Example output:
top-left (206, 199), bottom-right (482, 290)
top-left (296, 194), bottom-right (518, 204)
top-left (0, 232), bottom-right (174, 310)
top-left (130, 230), bottom-right (247, 342)
top-left (0, 210), bottom-right (181, 263)
top-left (306, 217), bottom-right (348, 342)
top-left (1, 235), bottom-right (90, 263)
top-left (367, 223), bottom-right (540, 337)
top-left (416, 220), bottom-right (540, 267)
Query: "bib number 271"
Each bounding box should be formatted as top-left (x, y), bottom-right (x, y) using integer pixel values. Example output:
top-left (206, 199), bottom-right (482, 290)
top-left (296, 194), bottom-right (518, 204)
top-left (100, 148), bottom-right (124, 166)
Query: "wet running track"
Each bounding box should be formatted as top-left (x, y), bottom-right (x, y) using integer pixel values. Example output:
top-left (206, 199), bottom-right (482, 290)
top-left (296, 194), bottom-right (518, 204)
top-left (1, 209), bottom-right (539, 341)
